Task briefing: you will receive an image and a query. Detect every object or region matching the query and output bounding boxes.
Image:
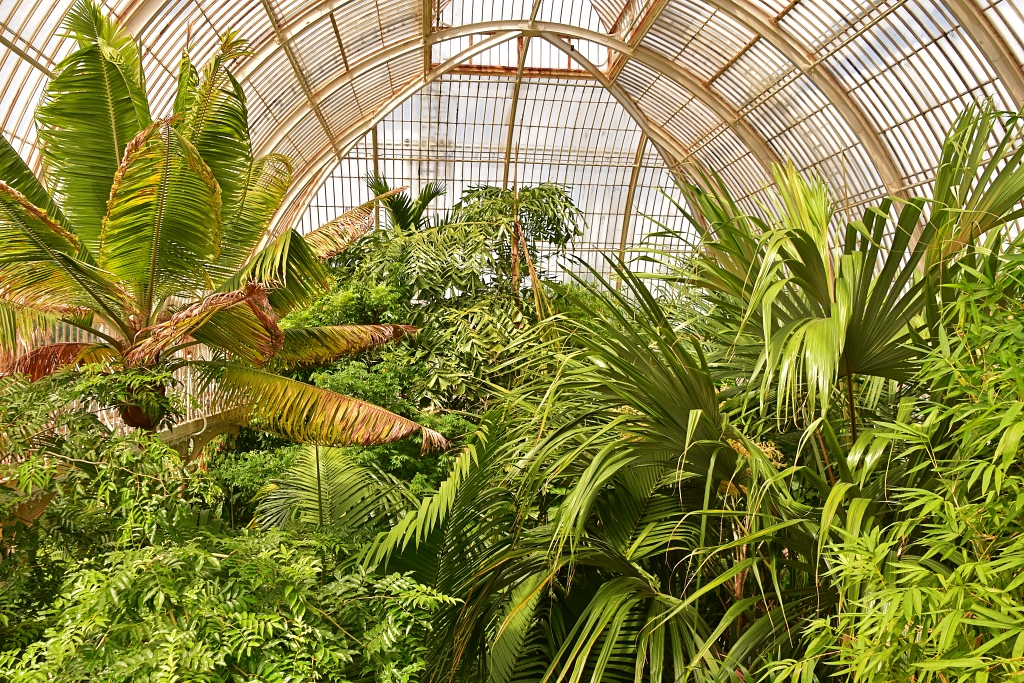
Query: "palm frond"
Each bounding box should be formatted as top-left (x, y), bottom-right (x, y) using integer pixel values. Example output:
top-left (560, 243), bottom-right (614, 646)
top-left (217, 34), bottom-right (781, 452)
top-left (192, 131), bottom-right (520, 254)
top-left (98, 120), bottom-right (221, 313)
top-left (254, 445), bottom-right (412, 530)
top-left (213, 154), bottom-right (292, 279)
top-left (126, 283), bottom-right (281, 365)
top-left (303, 187), bottom-right (406, 259)
top-left (0, 342), bottom-right (113, 380)
top-left (229, 229), bottom-right (331, 316)
top-left (171, 48), bottom-right (198, 118)
top-left (198, 362), bottom-right (447, 451)
top-left (36, 0), bottom-right (151, 253)
top-left (0, 134), bottom-right (67, 230)
top-left (929, 101), bottom-right (1024, 265)
top-left (275, 324), bottom-right (415, 368)
top-left (367, 175), bottom-right (440, 231)
top-left (0, 182), bottom-right (124, 326)
top-left (178, 32), bottom-right (253, 220)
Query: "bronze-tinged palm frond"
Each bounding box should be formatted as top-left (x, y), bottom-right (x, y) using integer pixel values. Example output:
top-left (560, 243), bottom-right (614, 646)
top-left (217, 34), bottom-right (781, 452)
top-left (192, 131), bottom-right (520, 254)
top-left (0, 135), bottom-right (67, 230)
top-left (275, 324), bottom-right (416, 368)
top-left (0, 342), bottom-right (112, 381)
top-left (199, 363), bottom-right (447, 452)
top-left (125, 283), bottom-right (282, 366)
top-left (0, 182), bottom-right (127, 327)
top-left (303, 187), bottom-right (406, 259)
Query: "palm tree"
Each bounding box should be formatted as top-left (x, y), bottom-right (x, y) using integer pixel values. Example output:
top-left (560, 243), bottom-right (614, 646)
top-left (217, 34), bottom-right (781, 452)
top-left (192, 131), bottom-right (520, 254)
top-left (254, 103), bottom-right (1024, 682)
top-left (0, 0), bottom-right (444, 449)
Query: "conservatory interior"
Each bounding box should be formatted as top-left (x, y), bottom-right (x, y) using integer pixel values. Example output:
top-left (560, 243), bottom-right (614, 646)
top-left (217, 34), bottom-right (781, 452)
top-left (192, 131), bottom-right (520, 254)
top-left (2, 0), bottom-right (1024, 679)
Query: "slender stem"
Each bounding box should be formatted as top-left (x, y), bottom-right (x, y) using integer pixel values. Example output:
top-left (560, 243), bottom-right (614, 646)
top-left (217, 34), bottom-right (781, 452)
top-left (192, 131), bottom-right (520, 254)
top-left (62, 318), bottom-right (123, 350)
top-left (846, 364), bottom-right (857, 444)
top-left (316, 444), bottom-right (324, 527)
top-left (814, 429), bottom-right (836, 486)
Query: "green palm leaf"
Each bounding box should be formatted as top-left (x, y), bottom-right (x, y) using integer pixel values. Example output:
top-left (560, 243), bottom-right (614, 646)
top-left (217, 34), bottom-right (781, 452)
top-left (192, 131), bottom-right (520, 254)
top-left (236, 229), bottom-right (331, 315)
top-left (98, 120), bottom-right (221, 314)
top-left (177, 33), bottom-right (253, 225)
top-left (213, 154), bottom-right (292, 279)
top-left (0, 135), bottom-right (66, 229)
top-left (0, 182), bottom-right (125, 329)
top-left (254, 445), bottom-right (413, 530)
top-left (35, 0), bottom-right (151, 253)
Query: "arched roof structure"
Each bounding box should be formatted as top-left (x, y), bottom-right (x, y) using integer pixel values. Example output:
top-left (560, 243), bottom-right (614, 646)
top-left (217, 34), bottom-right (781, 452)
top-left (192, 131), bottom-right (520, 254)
top-left (3, 0), bottom-right (1023, 272)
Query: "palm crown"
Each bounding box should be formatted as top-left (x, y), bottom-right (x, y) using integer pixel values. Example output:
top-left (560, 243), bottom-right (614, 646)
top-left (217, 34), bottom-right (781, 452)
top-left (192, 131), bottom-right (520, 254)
top-left (0, 0), bottom-right (444, 449)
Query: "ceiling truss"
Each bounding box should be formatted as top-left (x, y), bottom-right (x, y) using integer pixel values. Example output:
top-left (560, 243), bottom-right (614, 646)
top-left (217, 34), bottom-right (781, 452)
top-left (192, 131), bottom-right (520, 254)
top-left (1, 0), bottom-right (1017, 236)
top-left (939, 0), bottom-right (1024, 105)
top-left (259, 0), bottom-right (344, 161)
top-left (701, 0), bottom-right (909, 198)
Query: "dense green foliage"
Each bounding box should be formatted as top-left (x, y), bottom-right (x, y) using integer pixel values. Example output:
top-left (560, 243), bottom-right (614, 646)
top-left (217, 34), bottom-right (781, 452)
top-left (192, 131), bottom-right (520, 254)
top-left (4, 3), bottom-right (1024, 679)
top-left (248, 103), bottom-right (1024, 683)
top-left (0, 370), bottom-right (453, 681)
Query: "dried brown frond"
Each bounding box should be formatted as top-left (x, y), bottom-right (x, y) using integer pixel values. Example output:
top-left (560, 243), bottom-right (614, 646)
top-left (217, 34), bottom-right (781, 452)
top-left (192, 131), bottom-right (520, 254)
top-left (0, 342), bottom-right (110, 381)
top-left (303, 187), bottom-right (407, 259)
top-left (126, 282), bottom-right (282, 365)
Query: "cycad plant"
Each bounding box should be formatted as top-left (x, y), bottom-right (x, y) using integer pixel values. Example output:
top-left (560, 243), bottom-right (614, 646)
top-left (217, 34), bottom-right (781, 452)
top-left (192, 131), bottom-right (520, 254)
top-left (0, 1), bottom-right (443, 448)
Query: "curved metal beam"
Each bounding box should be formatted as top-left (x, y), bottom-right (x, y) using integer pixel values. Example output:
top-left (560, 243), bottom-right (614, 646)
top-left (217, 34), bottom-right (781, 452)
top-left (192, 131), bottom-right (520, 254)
top-left (939, 0), bottom-right (1024, 105)
top-left (256, 29), bottom-right (522, 156)
top-left (618, 132), bottom-right (648, 263)
top-left (256, 21), bottom-right (781, 175)
top-left (699, 0), bottom-right (908, 198)
top-left (539, 31), bottom-right (693, 172)
top-left (260, 0), bottom-right (343, 161)
top-left (267, 32), bottom-right (520, 235)
top-left (268, 34), bottom-right (708, 240)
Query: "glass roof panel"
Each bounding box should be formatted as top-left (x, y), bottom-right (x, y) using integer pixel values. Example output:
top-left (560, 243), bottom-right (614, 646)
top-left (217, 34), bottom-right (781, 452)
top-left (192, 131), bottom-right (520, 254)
top-left (0, 0), bottom-right (1022, 260)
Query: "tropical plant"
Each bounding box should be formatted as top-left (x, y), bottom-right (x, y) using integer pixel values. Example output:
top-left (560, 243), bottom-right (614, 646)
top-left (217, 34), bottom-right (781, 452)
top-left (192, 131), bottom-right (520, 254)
top-left (261, 102), bottom-right (1024, 683)
top-left (0, 0), bottom-right (442, 450)
top-left (2, 520), bottom-right (454, 683)
top-left (0, 364), bottom-right (454, 682)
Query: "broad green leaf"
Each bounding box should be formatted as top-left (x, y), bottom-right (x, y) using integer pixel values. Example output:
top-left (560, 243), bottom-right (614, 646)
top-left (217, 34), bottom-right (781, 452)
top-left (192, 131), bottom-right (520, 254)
top-left (98, 120), bottom-right (221, 313)
top-left (36, 0), bottom-right (151, 253)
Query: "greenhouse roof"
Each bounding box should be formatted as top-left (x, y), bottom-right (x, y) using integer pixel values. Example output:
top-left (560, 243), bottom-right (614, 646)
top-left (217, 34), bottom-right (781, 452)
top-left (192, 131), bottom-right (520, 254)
top-left (3, 0), bottom-right (1023, 272)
